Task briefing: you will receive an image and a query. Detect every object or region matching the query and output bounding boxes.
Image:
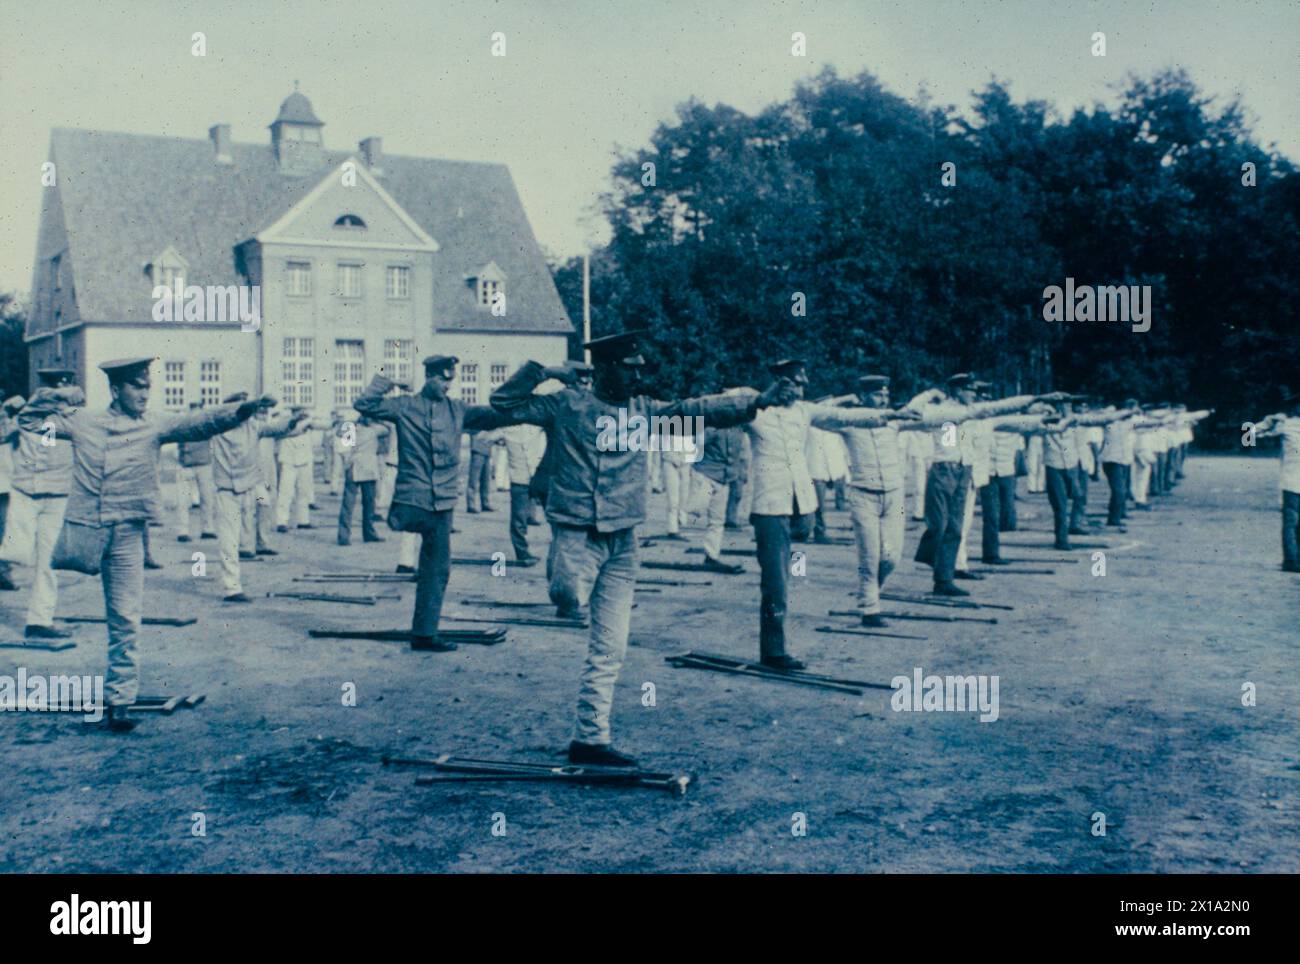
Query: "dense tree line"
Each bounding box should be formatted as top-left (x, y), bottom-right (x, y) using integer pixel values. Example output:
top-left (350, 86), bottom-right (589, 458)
top-left (551, 67), bottom-right (1298, 447)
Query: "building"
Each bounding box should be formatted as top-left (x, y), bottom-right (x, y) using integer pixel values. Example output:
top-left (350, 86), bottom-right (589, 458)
top-left (25, 90), bottom-right (573, 411)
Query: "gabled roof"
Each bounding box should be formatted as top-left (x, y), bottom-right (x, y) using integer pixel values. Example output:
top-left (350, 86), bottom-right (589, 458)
top-left (46, 127), bottom-right (572, 334)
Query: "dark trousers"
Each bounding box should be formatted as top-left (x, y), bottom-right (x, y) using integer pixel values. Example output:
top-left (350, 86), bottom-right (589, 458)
top-left (914, 461), bottom-right (970, 585)
top-left (466, 452), bottom-right (492, 511)
top-left (979, 481), bottom-right (1003, 562)
top-left (1103, 461), bottom-right (1129, 525)
top-left (0, 492), bottom-right (10, 580)
top-left (1163, 450), bottom-right (1177, 491)
top-left (337, 475), bottom-right (377, 543)
top-left (389, 503), bottom-right (453, 640)
top-left (1070, 465), bottom-right (1088, 529)
top-left (725, 477), bottom-right (746, 527)
top-left (996, 474), bottom-right (1017, 531)
top-left (509, 483), bottom-right (532, 559)
top-left (1283, 490), bottom-right (1300, 569)
top-left (1151, 452), bottom-right (1166, 496)
top-left (753, 512), bottom-right (797, 659)
top-left (1045, 466), bottom-right (1074, 548)
top-left (834, 478), bottom-right (847, 511)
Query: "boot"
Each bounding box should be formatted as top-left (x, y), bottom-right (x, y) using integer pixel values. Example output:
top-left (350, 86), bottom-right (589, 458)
top-left (104, 705), bottom-right (136, 733)
top-left (568, 741), bottom-right (638, 768)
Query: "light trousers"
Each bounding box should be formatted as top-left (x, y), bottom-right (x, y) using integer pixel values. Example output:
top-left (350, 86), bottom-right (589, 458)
top-left (956, 476), bottom-right (977, 571)
top-left (0, 490), bottom-right (67, 626)
top-left (910, 456), bottom-right (929, 519)
top-left (848, 486), bottom-right (905, 615)
top-left (662, 452), bottom-right (691, 534)
top-left (550, 526), bottom-right (639, 746)
top-left (216, 488), bottom-right (255, 595)
top-left (691, 474), bottom-right (730, 559)
top-left (176, 463), bottom-right (216, 536)
top-left (101, 521), bottom-right (145, 706)
top-left (275, 462), bottom-right (312, 526)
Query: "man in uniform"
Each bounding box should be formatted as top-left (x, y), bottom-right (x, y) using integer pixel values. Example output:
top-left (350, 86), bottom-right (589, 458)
top-left (0, 369), bottom-right (78, 637)
top-left (689, 414), bottom-right (748, 574)
top-left (212, 394), bottom-right (308, 602)
top-left (336, 415), bottom-right (390, 545)
top-left (465, 428), bottom-right (500, 513)
top-left (175, 401), bottom-right (218, 543)
top-left (1255, 390), bottom-right (1300, 573)
top-left (17, 358), bottom-right (269, 731)
top-left (911, 375), bottom-right (1056, 595)
top-left (1099, 398), bottom-right (1140, 528)
top-left (355, 355), bottom-right (519, 652)
top-left (821, 375), bottom-right (937, 626)
top-left (275, 412), bottom-right (316, 531)
top-left (742, 359), bottom-right (899, 666)
top-left (0, 395), bottom-right (20, 592)
top-left (491, 333), bottom-right (793, 766)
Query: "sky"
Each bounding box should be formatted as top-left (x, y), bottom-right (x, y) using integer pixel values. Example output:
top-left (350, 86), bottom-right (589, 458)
top-left (0, 0), bottom-right (1296, 293)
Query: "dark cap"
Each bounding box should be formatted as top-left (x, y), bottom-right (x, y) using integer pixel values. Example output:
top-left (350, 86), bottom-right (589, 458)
top-left (422, 355), bottom-right (459, 378)
top-left (98, 357), bottom-right (155, 382)
top-left (947, 372), bottom-right (976, 389)
top-left (36, 368), bottom-right (76, 386)
top-left (769, 359), bottom-right (806, 378)
top-left (857, 374), bottom-right (890, 392)
top-left (583, 330), bottom-right (647, 366)
top-left (223, 391), bottom-right (249, 404)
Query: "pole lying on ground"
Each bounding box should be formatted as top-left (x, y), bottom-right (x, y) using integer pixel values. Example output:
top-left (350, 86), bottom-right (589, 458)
top-left (267, 592), bottom-right (382, 606)
top-left (307, 627), bottom-right (506, 645)
top-left (383, 753), bottom-right (692, 797)
top-left (879, 592), bottom-right (1014, 612)
top-left (59, 616), bottom-right (198, 626)
top-left (636, 578), bottom-right (714, 587)
top-left (813, 625), bottom-right (928, 641)
top-left (828, 609), bottom-right (998, 625)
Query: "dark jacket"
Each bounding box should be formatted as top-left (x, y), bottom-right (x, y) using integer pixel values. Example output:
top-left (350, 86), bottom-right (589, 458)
top-left (490, 361), bottom-right (760, 532)
top-left (355, 374), bottom-right (515, 513)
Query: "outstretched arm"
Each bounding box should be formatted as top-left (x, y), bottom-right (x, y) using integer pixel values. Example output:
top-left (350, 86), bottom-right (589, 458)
top-left (160, 398), bottom-right (263, 445)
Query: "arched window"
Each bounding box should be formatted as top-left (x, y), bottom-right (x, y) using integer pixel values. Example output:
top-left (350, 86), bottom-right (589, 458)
top-left (334, 214), bottom-right (367, 229)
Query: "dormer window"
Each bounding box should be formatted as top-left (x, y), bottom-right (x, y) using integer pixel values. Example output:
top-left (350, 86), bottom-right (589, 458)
top-left (334, 214), bottom-right (366, 229)
top-left (146, 246), bottom-right (189, 291)
top-left (469, 261), bottom-right (507, 310)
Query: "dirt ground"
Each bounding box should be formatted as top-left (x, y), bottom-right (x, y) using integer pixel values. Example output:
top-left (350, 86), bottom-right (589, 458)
top-left (1, 454), bottom-right (1296, 873)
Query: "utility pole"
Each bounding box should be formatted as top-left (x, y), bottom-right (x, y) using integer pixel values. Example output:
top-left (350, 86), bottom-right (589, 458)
top-left (582, 253), bottom-right (591, 363)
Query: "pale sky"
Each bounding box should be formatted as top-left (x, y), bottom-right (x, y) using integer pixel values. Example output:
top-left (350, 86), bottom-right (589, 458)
top-left (1, 0), bottom-right (1296, 293)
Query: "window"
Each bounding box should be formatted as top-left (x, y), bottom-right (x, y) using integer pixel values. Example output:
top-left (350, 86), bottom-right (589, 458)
top-left (490, 363), bottom-right (508, 389)
top-left (478, 278), bottom-right (501, 308)
top-left (333, 214), bottom-right (366, 229)
top-left (286, 261), bottom-right (312, 296)
top-left (334, 340), bottom-right (365, 408)
top-left (163, 361), bottom-right (186, 410)
top-left (281, 337), bottom-right (315, 407)
top-left (337, 263), bottom-right (363, 298)
top-left (199, 360), bottom-right (221, 407)
top-left (383, 339), bottom-right (413, 386)
top-left (386, 265), bottom-right (410, 299)
top-left (459, 363), bottom-right (479, 405)
top-left (51, 254), bottom-right (62, 292)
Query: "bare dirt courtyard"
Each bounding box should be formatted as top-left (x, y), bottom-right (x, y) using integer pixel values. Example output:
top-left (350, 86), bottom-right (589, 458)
top-left (1, 454), bottom-right (1296, 873)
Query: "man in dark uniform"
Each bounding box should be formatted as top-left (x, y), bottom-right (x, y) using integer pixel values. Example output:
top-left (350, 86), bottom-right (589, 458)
top-left (491, 332), bottom-right (793, 767)
top-left (355, 355), bottom-right (518, 652)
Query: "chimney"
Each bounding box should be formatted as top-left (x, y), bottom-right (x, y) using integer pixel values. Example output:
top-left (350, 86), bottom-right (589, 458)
top-left (209, 124), bottom-right (233, 165)
top-left (360, 137), bottom-right (383, 175)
